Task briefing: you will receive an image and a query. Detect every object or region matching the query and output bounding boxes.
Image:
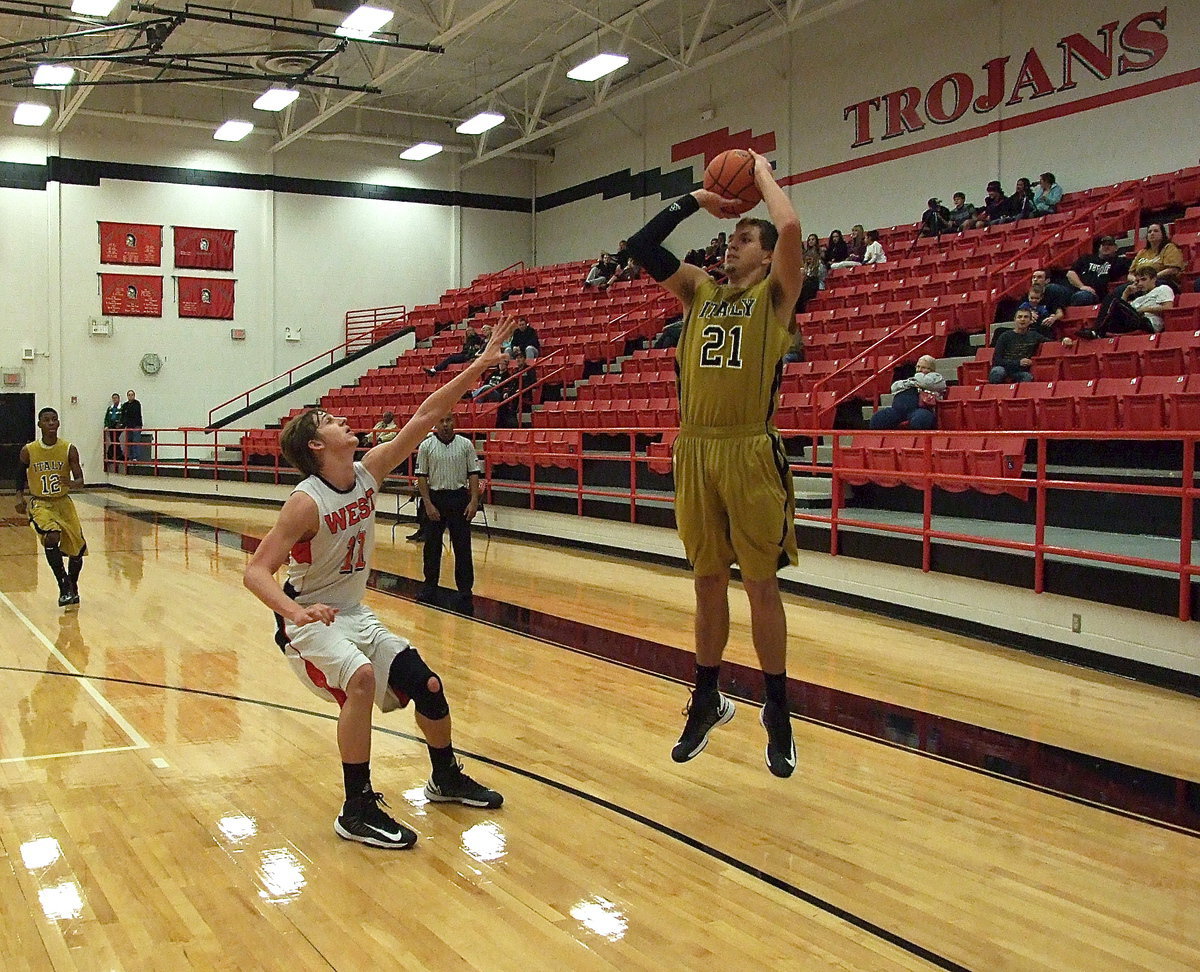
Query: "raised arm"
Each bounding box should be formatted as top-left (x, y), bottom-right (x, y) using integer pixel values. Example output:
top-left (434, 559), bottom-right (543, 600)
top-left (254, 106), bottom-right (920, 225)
top-left (243, 491), bottom-right (336, 627)
top-left (626, 190), bottom-right (739, 310)
top-left (362, 316), bottom-right (516, 484)
top-left (749, 151), bottom-right (803, 317)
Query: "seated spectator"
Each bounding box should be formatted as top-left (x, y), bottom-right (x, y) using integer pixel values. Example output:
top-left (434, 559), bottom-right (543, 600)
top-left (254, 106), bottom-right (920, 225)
top-left (989, 306), bottom-right (1047, 383)
top-left (993, 177), bottom-right (1035, 224)
top-left (653, 318), bottom-right (683, 349)
top-left (1026, 270), bottom-right (1064, 339)
top-left (947, 192), bottom-right (976, 231)
top-left (920, 198), bottom-right (953, 237)
top-left (425, 324), bottom-right (486, 374)
top-left (507, 316), bottom-right (539, 362)
top-left (796, 235), bottom-right (822, 311)
top-left (1079, 268), bottom-right (1176, 338)
top-left (371, 410), bottom-right (399, 444)
top-left (1128, 223), bottom-right (1185, 286)
top-left (609, 257), bottom-right (642, 285)
top-left (862, 229), bottom-right (887, 264)
top-left (613, 239), bottom-right (630, 270)
top-left (869, 355), bottom-right (947, 431)
top-left (834, 224), bottom-right (868, 268)
top-left (1045, 235), bottom-right (1130, 309)
top-left (782, 329), bottom-right (805, 365)
top-left (471, 355), bottom-right (512, 400)
top-left (583, 251), bottom-right (618, 287)
top-left (823, 229), bottom-right (848, 267)
top-left (1032, 172), bottom-right (1063, 215)
top-left (972, 181), bottom-right (1011, 228)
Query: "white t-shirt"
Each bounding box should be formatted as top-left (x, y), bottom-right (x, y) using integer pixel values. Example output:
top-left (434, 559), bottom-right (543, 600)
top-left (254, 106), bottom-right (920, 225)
top-left (285, 462), bottom-right (378, 610)
top-left (863, 240), bottom-right (887, 264)
top-left (1131, 283), bottom-right (1175, 333)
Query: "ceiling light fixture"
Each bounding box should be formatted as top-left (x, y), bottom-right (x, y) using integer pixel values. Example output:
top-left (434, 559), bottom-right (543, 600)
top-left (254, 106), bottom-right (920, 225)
top-left (70, 0), bottom-right (120, 14)
top-left (13, 103), bottom-right (52, 126)
top-left (335, 5), bottom-right (394, 39)
top-left (399, 141), bottom-right (443, 161)
top-left (566, 52), bottom-right (629, 82)
top-left (455, 111), bottom-right (504, 135)
top-left (33, 64), bottom-right (75, 89)
top-left (213, 119), bottom-right (254, 142)
top-left (253, 87), bottom-right (300, 112)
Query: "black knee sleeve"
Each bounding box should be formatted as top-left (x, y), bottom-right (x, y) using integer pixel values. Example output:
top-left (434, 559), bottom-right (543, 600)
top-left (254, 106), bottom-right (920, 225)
top-left (388, 649), bottom-right (449, 720)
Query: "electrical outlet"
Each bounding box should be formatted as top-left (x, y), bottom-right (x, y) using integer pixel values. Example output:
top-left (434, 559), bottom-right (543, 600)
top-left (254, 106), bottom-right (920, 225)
top-left (1071, 613), bottom-right (1082, 633)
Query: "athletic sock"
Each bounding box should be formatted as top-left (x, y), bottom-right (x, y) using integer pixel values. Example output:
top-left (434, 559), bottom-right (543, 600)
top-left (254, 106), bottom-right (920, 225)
top-left (427, 743), bottom-right (456, 779)
top-left (67, 556), bottom-right (82, 586)
top-left (694, 663), bottom-right (721, 700)
top-left (44, 546), bottom-right (66, 585)
top-left (763, 671), bottom-right (789, 712)
top-left (342, 761), bottom-right (372, 802)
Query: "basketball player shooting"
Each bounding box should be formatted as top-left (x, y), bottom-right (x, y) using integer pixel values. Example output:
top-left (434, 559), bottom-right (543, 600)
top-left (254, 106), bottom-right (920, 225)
top-left (244, 316), bottom-right (515, 849)
top-left (626, 150), bottom-right (804, 777)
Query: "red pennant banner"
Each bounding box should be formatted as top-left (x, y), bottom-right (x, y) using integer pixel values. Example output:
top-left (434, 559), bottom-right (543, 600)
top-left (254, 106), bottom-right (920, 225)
top-left (99, 222), bottom-right (163, 266)
top-left (178, 276), bottom-right (235, 319)
top-left (100, 273), bottom-right (163, 317)
top-left (174, 226), bottom-right (235, 270)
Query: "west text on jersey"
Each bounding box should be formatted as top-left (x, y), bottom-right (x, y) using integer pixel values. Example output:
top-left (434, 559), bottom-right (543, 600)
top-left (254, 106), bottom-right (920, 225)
top-left (322, 490), bottom-right (376, 533)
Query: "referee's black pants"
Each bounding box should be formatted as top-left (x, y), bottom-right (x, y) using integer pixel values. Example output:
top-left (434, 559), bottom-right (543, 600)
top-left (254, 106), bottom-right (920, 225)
top-left (422, 487), bottom-right (474, 595)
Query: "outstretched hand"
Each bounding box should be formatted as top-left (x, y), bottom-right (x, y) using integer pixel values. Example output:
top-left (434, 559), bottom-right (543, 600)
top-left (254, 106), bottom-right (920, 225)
top-left (478, 315), bottom-right (518, 369)
top-left (692, 189), bottom-right (747, 219)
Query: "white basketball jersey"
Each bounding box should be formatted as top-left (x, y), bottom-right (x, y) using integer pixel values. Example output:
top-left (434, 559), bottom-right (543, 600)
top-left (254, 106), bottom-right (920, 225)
top-left (285, 463), bottom-right (378, 610)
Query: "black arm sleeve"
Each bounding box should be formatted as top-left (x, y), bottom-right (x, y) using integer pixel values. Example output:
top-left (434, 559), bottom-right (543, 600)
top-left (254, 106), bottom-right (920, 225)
top-left (626, 194), bottom-right (699, 282)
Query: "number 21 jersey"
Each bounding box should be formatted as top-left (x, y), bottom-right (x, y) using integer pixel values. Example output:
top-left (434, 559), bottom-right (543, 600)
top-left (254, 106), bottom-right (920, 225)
top-left (286, 462), bottom-right (377, 610)
top-left (677, 276), bottom-right (790, 430)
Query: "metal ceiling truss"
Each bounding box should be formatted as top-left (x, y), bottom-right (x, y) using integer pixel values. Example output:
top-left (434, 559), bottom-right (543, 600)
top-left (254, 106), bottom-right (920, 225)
top-left (0, 0), bottom-right (442, 99)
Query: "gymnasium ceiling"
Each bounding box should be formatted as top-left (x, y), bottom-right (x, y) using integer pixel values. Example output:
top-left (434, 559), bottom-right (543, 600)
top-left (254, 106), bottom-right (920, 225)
top-left (0, 0), bottom-right (855, 167)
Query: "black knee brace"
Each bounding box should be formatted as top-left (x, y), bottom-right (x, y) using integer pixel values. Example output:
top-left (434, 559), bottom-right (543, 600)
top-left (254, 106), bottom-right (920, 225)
top-left (388, 649), bottom-right (449, 720)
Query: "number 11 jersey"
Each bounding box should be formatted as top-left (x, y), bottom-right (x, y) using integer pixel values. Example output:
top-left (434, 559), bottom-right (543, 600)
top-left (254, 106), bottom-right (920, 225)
top-left (676, 276), bottom-right (791, 431)
top-left (286, 462), bottom-right (378, 610)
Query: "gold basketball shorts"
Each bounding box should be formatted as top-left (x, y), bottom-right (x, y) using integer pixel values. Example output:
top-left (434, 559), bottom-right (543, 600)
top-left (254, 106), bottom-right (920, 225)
top-left (672, 427), bottom-right (797, 580)
top-left (28, 496), bottom-right (87, 558)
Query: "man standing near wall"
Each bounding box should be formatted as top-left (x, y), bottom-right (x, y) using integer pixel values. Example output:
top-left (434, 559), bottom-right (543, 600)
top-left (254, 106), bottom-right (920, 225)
top-left (121, 389), bottom-right (143, 462)
top-left (626, 151), bottom-right (804, 778)
top-left (415, 414), bottom-right (482, 613)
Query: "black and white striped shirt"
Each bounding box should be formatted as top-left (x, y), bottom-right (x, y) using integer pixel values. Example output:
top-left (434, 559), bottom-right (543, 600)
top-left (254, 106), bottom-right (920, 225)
top-left (415, 434), bottom-right (480, 490)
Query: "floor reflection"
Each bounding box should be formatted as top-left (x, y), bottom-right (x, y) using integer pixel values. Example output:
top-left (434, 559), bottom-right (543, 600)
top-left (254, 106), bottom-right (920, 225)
top-left (570, 895), bottom-right (628, 941)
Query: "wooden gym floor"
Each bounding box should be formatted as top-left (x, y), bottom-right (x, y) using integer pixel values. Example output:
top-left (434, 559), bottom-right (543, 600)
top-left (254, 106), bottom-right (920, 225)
top-left (0, 489), bottom-right (1197, 971)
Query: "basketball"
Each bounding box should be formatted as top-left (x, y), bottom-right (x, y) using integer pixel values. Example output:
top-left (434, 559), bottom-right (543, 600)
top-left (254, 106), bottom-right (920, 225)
top-left (703, 149), bottom-right (762, 214)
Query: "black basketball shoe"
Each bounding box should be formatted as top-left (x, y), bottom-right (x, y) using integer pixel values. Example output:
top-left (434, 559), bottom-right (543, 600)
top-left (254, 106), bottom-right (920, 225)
top-left (671, 692), bottom-right (735, 763)
top-left (64, 581), bottom-right (80, 607)
top-left (57, 581), bottom-right (72, 608)
top-left (760, 705), bottom-right (797, 778)
top-left (425, 762), bottom-right (504, 809)
top-left (334, 791), bottom-right (417, 849)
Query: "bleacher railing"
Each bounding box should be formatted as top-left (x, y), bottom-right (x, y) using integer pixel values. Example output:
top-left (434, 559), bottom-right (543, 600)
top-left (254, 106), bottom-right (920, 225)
top-left (206, 332), bottom-right (399, 429)
top-left (344, 304), bottom-right (408, 354)
top-left (104, 425), bottom-right (1198, 623)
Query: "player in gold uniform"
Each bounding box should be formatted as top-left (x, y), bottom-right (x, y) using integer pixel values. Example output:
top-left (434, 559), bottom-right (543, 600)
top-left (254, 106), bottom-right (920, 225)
top-left (627, 151), bottom-right (804, 777)
top-left (16, 408), bottom-right (87, 607)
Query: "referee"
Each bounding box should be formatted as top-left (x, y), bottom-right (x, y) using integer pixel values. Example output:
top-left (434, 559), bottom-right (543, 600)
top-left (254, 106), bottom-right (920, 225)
top-left (415, 413), bottom-right (481, 611)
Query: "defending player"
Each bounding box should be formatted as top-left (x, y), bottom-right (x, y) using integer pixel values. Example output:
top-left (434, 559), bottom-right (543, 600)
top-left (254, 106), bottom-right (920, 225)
top-left (244, 317), bottom-right (516, 849)
top-left (16, 407), bottom-right (87, 608)
top-left (627, 151), bottom-right (804, 777)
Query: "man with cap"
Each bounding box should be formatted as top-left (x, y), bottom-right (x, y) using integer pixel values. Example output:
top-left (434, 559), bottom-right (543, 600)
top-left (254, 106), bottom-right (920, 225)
top-left (919, 197), bottom-right (952, 237)
top-left (1045, 236), bottom-right (1132, 309)
top-left (970, 181), bottom-right (1012, 229)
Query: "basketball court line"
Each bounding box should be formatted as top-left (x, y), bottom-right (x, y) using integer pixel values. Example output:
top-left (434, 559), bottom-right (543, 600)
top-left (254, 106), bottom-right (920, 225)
top-left (0, 662), bottom-right (968, 971)
top-left (0, 590), bottom-right (151, 755)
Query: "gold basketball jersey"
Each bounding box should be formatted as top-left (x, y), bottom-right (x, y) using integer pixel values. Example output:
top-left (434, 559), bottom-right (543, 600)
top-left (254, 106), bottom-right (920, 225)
top-left (676, 276), bottom-right (791, 430)
top-left (26, 438), bottom-right (73, 499)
